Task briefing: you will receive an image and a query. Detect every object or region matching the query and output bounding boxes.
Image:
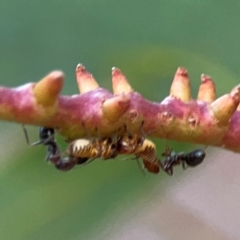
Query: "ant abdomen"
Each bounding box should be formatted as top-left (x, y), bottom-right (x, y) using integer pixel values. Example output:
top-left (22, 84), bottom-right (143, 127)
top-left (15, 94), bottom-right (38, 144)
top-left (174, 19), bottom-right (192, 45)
top-left (55, 160), bottom-right (76, 171)
top-left (184, 149), bottom-right (206, 167)
top-left (162, 147), bottom-right (206, 176)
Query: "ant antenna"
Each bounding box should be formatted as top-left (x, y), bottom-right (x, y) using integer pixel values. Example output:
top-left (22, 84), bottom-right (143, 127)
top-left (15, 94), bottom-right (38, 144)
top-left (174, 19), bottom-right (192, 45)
top-left (22, 125), bottom-right (58, 147)
top-left (22, 124), bottom-right (30, 145)
top-left (31, 128), bottom-right (56, 146)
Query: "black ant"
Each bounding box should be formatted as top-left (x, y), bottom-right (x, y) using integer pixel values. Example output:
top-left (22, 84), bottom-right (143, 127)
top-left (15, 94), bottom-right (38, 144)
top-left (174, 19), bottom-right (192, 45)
top-left (23, 122), bottom-right (163, 174)
top-left (162, 146), bottom-right (206, 176)
top-left (23, 126), bottom-right (88, 171)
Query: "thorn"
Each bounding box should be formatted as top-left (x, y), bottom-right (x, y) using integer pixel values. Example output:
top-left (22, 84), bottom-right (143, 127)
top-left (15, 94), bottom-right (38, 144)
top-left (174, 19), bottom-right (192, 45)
top-left (197, 74), bottom-right (216, 102)
top-left (102, 94), bottom-right (130, 122)
top-left (76, 64), bottom-right (99, 93)
top-left (170, 67), bottom-right (191, 102)
top-left (112, 67), bottom-right (133, 94)
top-left (210, 85), bottom-right (240, 123)
top-left (32, 71), bottom-right (64, 107)
top-left (230, 84), bottom-right (240, 102)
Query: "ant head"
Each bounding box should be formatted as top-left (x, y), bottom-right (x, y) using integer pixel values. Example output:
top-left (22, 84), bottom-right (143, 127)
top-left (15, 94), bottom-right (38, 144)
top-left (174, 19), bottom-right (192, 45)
top-left (39, 127), bottom-right (55, 144)
top-left (187, 149), bottom-right (206, 167)
top-left (23, 126), bottom-right (56, 147)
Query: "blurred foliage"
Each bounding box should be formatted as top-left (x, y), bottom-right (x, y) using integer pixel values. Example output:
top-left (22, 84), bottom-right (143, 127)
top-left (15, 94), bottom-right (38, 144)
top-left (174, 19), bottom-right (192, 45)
top-left (0, 0), bottom-right (239, 239)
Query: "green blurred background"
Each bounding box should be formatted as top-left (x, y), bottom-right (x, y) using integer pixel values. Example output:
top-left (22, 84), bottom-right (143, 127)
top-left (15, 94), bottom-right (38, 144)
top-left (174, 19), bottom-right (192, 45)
top-left (0, 1), bottom-right (239, 239)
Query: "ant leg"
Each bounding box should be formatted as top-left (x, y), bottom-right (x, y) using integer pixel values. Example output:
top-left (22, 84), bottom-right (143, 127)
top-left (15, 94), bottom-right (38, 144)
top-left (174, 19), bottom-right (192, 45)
top-left (162, 158), bottom-right (171, 169)
top-left (182, 161), bottom-right (188, 170)
top-left (162, 159), bottom-right (173, 176)
top-left (166, 168), bottom-right (173, 176)
top-left (162, 159), bottom-right (173, 175)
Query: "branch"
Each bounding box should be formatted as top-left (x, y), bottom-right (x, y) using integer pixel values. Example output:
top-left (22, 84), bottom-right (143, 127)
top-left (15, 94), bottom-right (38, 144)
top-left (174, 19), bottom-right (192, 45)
top-left (1, 64), bottom-right (240, 152)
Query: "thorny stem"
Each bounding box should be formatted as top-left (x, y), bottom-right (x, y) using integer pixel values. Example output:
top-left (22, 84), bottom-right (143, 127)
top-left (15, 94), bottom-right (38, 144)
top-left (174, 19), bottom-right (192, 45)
top-left (0, 64), bottom-right (240, 152)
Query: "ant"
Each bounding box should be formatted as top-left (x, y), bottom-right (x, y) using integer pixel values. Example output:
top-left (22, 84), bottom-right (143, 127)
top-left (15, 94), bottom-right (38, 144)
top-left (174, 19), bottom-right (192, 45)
top-left (22, 126), bottom-right (88, 171)
top-left (162, 146), bottom-right (206, 176)
top-left (23, 122), bottom-right (163, 174)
